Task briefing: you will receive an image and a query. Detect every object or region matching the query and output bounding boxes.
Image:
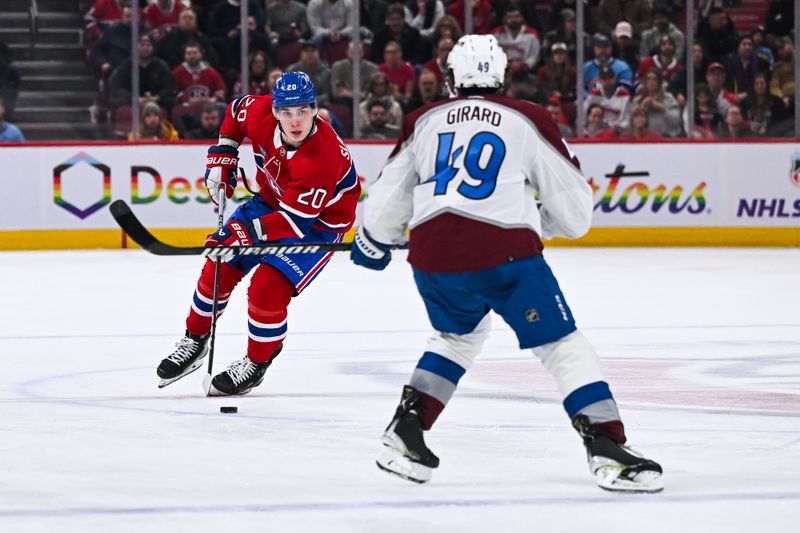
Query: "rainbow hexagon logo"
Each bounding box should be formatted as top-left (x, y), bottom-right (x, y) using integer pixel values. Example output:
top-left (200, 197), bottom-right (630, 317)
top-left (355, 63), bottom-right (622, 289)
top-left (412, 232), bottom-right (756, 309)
top-left (53, 152), bottom-right (111, 219)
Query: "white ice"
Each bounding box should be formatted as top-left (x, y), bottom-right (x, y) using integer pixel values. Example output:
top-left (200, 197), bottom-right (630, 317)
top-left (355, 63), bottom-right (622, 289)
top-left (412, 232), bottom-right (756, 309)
top-left (1, 248), bottom-right (799, 533)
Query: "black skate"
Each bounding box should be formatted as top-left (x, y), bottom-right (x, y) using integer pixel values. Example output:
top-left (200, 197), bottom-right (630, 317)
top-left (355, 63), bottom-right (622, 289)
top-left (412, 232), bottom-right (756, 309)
top-left (157, 330), bottom-right (209, 388)
top-left (573, 415), bottom-right (664, 493)
top-left (376, 385), bottom-right (440, 484)
top-left (207, 345), bottom-right (282, 396)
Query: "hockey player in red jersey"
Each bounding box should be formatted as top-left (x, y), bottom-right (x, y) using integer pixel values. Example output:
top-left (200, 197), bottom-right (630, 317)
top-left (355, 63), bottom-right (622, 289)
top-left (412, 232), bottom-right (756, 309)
top-left (351, 35), bottom-right (663, 492)
top-left (157, 72), bottom-right (360, 396)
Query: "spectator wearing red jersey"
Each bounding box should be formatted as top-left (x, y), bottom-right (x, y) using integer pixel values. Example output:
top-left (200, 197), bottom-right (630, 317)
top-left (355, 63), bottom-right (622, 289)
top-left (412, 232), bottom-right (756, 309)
top-left (84, 0), bottom-right (123, 41)
top-left (544, 96), bottom-right (574, 138)
top-left (421, 37), bottom-right (453, 96)
top-left (583, 66), bottom-right (631, 129)
top-left (172, 42), bottom-right (226, 104)
top-left (144, 0), bottom-right (188, 40)
top-left (447, 0), bottom-right (493, 35)
top-left (493, 5), bottom-right (541, 77)
top-left (636, 35), bottom-right (682, 91)
top-left (378, 40), bottom-right (416, 106)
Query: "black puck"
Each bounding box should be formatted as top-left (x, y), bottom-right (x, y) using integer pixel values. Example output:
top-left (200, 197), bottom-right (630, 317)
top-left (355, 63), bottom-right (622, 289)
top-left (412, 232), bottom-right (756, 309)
top-left (220, 406), bottom-right (238, 413)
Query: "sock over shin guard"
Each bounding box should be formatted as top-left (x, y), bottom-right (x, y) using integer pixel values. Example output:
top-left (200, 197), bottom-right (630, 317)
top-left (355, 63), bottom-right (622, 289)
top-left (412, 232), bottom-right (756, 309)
top-left (408, 351), bottom-right (467, 430)
top-left (246, 264), bottom-right (295, 363)
top-left (186, 260), bottom-right (245, 336)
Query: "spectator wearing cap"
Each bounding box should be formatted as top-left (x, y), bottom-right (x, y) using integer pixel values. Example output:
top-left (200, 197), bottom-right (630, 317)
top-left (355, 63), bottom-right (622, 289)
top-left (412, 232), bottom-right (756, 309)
top-left (422, 37), bottom-right (454, 96)
top-left (696, 6), bottom-right (738, 63)
top-left (639, 5), bottom-right (685, 59)
top-left (612, 21), bottom-right (640, 75)
top-left (749, 27), bottom-right (774, 71)
top-left (447, 0), bottom-right (494, 35)
top-left (595, 0), bottom-right (652, 37)
top-left (129, 101), bottom-right (179, 141)
top-left (493, 5), bottom-right (542, 78)
top-left (172, 41), bottom-right (226, 105)
top-left (636, 35), bottom-right (682, 90)
top-left (583, 33), bottom-right (633, 93)
top-left (537, 42), bottom-right (577, 103)
top-left (770, 38), bottom-right (794, 107)
top-left (288, 40), bottom-right (332, 106)
top-left (716, 104), bottom-right (754, 139)
top-left (265, 0), bottom-right (309, 45)
top-left (583, 66), bottom-right (632, 129)
top-left (544, 96), bottom-right (574, 138)
top-left (404, 0), bottom-right (446, 40)
top-left (370, 3), bottom-right (427, 65)
top-left (723, 34), bottom-right (771, 102)
top-left (632, 68), bottom-right (682, 137)
top-left (705, 62), bottom-right (738, 117)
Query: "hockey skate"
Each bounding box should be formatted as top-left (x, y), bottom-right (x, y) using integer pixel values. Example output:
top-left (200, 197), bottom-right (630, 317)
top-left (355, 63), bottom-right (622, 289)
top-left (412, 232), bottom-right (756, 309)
top-left (207, 345), bottom-right (282, 396)
top-left (376, 386), bottom-right (440, 484)
top-left (573, 415), bottom-right (664, 493)
top-left (157, 330), bottom-right (209, 388)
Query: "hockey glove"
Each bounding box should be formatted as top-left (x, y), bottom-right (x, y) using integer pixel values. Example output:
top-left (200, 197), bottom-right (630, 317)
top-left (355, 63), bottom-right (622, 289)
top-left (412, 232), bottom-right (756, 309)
top-left (205, 217), bottom-right (267, 248)
top-left (350, 227), bottom-right (392, 271)
top-left (205, 145), bottom-right (239, 205)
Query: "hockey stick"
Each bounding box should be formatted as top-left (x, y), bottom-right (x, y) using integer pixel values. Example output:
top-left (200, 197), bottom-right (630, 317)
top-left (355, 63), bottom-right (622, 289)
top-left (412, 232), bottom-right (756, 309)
top-left (202, 189), bottom-right (227, 396)
top-left (109, 199), bottom-right (354, 257)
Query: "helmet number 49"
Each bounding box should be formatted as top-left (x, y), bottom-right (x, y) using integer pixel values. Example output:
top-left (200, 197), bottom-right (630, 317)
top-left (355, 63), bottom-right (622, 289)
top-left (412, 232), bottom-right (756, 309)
top-left (477, 61), bottom-right (490, 73)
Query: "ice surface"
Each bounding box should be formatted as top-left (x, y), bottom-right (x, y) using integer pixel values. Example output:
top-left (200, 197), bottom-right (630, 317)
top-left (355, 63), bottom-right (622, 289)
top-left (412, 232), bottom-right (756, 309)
top-left (1, 248), bottom-right (798, 532)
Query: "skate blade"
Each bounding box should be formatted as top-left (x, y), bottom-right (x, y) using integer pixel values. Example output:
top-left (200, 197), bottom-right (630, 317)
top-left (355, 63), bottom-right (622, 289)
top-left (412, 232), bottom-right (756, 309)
top-left (205, 381), bottom-right (255, 397)
top-left (595, 466), bottom-right (664, 493)
top-left (376, 447), bottom-right (432, 484)
top-left (157, 358), bottom-right (204, 389)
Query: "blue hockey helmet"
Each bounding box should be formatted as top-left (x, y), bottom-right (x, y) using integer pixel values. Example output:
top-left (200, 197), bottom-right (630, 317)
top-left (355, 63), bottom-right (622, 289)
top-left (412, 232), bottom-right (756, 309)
top-left (272, 72), bottom-right (317, 108)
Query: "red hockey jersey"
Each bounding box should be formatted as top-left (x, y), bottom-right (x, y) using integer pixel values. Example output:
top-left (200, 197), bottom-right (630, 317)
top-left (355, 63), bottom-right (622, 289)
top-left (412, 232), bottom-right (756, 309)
top-left (219, 94), bottom-right (360, 240)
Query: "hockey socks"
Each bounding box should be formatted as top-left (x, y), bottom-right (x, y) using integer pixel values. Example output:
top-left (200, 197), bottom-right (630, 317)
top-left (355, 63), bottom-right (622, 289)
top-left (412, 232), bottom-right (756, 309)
top-left (186, 260), bottom-right (244, 335)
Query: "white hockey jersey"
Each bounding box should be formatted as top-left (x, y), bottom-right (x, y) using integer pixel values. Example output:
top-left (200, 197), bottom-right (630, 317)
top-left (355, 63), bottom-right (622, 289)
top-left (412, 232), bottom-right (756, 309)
top-left (364, 94), bottom-right (592, 273)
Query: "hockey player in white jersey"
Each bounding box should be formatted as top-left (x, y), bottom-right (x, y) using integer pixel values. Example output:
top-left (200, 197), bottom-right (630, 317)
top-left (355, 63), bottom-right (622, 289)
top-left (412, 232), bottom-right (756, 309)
top-left (350, 34), bottom-right (663, 493)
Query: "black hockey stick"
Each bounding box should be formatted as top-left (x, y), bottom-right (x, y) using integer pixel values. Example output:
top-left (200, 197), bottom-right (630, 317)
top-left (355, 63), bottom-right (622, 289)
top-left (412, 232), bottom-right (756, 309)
top-left (202, 189), bottom-right (227, 396)
top-left (109, 199), bottom-right (354, 257)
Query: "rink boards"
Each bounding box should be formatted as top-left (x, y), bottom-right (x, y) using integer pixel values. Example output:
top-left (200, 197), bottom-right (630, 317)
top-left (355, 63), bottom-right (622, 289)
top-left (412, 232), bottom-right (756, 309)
top-left (0, 139), bottom-right (798, 249)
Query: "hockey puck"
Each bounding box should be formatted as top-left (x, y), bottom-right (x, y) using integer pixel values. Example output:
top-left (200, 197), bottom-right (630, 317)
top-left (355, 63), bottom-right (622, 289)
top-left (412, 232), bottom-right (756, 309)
top-left (220, 406), bottom-right (238, 414)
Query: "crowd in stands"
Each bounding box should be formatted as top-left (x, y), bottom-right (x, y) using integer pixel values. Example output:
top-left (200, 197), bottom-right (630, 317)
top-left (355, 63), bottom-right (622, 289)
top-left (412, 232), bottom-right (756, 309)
top-left (0, 0), bottom-right (793, 143)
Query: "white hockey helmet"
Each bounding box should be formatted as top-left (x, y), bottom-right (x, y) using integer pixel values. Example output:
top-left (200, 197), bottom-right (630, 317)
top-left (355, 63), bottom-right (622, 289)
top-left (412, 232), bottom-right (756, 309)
top-left (446, 34), bottom-right (508, 90)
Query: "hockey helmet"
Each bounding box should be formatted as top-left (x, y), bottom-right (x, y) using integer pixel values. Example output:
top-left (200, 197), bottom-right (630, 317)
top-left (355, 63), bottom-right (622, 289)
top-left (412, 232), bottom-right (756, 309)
top-left (447, 34), bottom-right (508, 90)
top-left (272, 71), bottom-right (317, 108)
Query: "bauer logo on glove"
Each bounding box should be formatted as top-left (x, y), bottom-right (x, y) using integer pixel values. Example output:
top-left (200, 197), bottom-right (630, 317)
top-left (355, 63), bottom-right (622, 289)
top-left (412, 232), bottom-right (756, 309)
top-left (205, 145), bottom-right (239, 204)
